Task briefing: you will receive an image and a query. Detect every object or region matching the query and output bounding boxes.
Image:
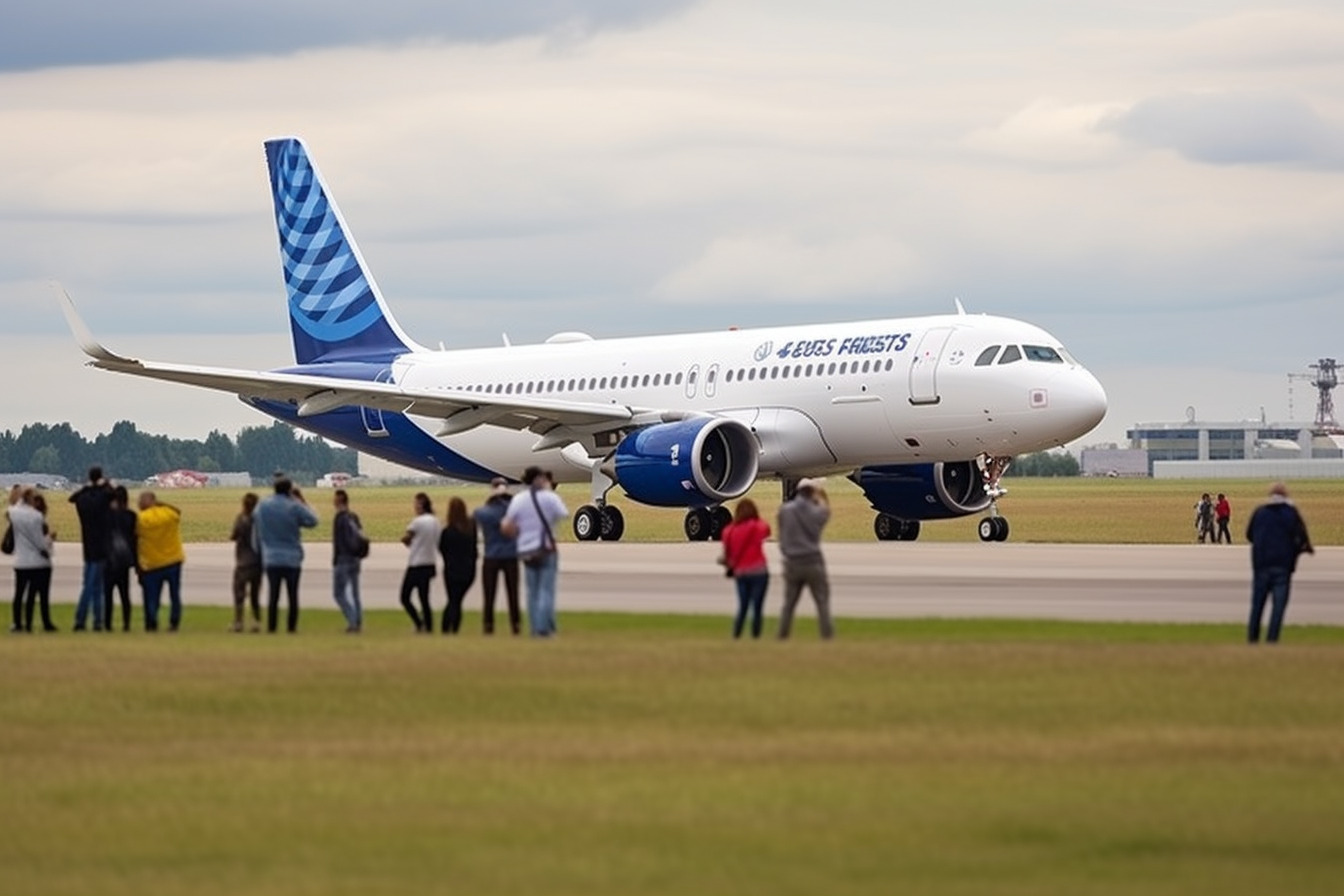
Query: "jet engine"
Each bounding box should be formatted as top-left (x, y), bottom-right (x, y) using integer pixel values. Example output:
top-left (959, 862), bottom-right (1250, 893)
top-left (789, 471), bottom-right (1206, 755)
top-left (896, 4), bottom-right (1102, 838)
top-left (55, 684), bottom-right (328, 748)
top-left (849, 461), bottom-right (991, 520)
top-left (614, 417), bottom-right (759, 507)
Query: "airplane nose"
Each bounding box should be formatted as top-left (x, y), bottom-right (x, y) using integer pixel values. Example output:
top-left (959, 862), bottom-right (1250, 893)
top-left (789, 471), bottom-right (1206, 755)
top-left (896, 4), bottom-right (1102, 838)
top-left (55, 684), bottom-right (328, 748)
top-left (1072, 368), bottom-right (1108, 432)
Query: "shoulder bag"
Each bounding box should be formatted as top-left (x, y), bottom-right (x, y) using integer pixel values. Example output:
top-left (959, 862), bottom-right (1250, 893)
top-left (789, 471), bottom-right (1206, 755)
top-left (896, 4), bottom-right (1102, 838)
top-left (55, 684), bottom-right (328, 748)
top-left (521, 490), bottom-right (557, 569)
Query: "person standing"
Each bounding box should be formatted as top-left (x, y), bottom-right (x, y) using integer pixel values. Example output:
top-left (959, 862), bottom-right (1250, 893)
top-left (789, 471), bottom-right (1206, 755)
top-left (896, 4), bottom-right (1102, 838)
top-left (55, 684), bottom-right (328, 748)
top-left (136, 492), bottom-right (185, 632)
top-left (253, 477), bottom-right (318, 634)
top-left (1215, 493), bottom-right (1233, 544)
top-left (103, 485), bottom-right (138, 632)
top-left (720, 498), bottom-right (771, 639)
top-left (229, 493), bottom-right (262, 633)
top-left (776, 478), bottom-right (834, 640)
top-left (399, 492), bottom-right (440, 633)
top-left (474, 479), bottom-right (520, 635)
top-left (1194, 493), bottom-right (1215, 544)
top-left (9, 488), bottom-right (56, 633)
top-left (69, 465), bottom-right (114, 631)
top-left (331, 488), bottom-right (368, 634)
top-left (501, 467), bottom-right (568, 638)
top-left (1245, 482), bottom-right (1314, 644)
top-left (438, 497), bottom-right (478, 634)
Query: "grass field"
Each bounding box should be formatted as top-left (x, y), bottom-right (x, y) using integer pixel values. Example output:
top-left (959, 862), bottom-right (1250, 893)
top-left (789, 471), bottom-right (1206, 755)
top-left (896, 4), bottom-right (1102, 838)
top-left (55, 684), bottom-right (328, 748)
top-left (31, 477), bottom-right (1344, 545)
top-left (2, 609), bottom-right (1342, 895)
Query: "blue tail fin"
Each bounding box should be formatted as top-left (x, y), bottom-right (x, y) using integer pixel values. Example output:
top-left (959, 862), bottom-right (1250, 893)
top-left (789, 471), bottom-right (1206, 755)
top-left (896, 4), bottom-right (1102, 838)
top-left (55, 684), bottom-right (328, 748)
top-left (264, 137), bottom-right (421, 364)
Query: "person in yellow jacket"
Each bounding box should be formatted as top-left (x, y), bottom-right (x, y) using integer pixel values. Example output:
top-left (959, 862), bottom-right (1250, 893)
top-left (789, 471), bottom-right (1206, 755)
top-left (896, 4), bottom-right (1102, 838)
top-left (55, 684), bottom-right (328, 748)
top-left (136, 492), bottom-right (185, 632)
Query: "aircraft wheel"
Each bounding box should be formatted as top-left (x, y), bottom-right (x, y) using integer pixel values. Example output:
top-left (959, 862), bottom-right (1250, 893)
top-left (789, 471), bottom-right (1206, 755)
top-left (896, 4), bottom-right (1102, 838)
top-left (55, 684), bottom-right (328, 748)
top-left (573, 505), bottom-right (602, 542)
top-left (977, 517), bottom-right (997, 542)
top-left (711, 506), bottom-right (732, 541)
top-left (993, 517), bottom-right (1010, 542)
top-left (599, 505), bottom-right (625, 542)
top-left (874, 513), bottom-right (898, 541)
top-left (684, 507), bottom-right (714, 542)
top-left (899, 519), bottom-right (922, 541)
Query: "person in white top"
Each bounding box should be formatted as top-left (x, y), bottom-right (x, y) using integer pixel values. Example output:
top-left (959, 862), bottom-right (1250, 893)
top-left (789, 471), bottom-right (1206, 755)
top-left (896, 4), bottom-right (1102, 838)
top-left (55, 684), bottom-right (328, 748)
top-left (501, 467), bottom-right (569, 637)
top-left (8, 488), bottom-right (57, 633)
top-left (399, 492), bottom-right (441, 633)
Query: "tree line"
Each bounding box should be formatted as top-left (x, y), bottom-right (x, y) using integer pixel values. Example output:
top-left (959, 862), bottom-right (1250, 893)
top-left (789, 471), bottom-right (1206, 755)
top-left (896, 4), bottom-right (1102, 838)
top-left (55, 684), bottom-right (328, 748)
top-left (1004, 450), bottom-right (1080, 477)
top-left (0, 421), bottom-right (358, 484)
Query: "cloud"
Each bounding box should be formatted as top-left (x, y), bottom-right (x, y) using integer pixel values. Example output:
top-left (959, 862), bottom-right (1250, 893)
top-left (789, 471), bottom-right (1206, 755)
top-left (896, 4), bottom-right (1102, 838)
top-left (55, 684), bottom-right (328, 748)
top-left (0, 0), bottom-right (697, 71)
top-left (1104, 92), bottom-right (1344, 169)
top-left (964, 98), bottom-right (1128, 166)
top-left (652, 233), bottom-right (921, 304)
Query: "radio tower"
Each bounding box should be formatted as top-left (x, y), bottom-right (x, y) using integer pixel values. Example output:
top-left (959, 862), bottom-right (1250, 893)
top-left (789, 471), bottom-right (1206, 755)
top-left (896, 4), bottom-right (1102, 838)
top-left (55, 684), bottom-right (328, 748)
top-left (1308, 358), bottom-right (1338, 433)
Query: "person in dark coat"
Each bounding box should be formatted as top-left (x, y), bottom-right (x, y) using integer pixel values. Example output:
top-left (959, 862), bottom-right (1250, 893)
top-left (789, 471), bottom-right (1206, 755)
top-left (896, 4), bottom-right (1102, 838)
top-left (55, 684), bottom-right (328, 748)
top-left (69, 465), bottom-right (114, 630)
top-left (438, 497), bottom-right (478, 634)
top-left (1245, 482), bottom-right (1314, 643)
top-left (103, 485), bottom-right (138, 632)
top-left (473, 479), bottom-right (519, 634)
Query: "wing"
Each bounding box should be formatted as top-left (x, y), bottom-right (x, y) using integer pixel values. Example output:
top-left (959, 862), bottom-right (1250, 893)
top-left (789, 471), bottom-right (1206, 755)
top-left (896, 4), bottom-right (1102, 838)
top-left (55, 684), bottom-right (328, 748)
top-left (57, 286), bottom-right (635, 445)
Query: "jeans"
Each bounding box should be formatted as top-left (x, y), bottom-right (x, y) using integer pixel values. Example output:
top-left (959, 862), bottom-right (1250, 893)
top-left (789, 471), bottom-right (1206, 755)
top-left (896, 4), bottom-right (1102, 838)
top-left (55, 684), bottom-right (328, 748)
top-left (1249, 566), bottom-right (1292, 643)
top-left (74, 560), bottom-right (106, 630)
top-left (732, 572), bottom-right (769, 639)
top-left (265, 566), bottom-right (302, 633)
top-left (142, 563), bottom-right (183, 631)
top-left (13, 568), bottom-right (54, 631)
top-left (233, 563), bottom-right (262, 627)
top-left (523, 552), bottom-right (559, 637)
top-left (400, 565), bottom-right (435, 631)
top-left (104, 565), bottom-right (132, 631)
top-left (480, 557), bottom-right (520, 634)
top-left (443, 575), bottom-right (474, 634)
top-left (332, 558), bottom-right (362, 630)
top-left (778, 558), bottom-right (834, 640)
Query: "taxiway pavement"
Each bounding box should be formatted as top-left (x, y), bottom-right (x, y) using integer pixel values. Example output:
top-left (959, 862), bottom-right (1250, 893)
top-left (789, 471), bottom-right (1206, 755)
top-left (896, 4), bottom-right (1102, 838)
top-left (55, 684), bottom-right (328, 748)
top-left (34, 542), bottom-right (1343, 626)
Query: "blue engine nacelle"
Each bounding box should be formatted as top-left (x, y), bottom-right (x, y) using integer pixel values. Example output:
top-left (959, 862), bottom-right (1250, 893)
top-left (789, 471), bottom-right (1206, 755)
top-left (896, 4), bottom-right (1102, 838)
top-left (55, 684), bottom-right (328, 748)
top-left (614, 417), bottom-right (759, 507)
top-left (849, 461), bottom-right (991, 520)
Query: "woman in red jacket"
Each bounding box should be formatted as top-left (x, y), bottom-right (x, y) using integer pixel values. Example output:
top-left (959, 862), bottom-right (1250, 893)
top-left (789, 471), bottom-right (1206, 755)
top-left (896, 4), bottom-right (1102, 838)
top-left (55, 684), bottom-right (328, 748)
top-left (720, 498), bottom-right (771, 639)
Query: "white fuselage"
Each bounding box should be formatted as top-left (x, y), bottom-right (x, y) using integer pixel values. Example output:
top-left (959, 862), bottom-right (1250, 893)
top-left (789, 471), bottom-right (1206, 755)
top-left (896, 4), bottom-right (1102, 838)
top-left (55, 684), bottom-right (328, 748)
top-left (379, 311), bottom-right (1106, 482)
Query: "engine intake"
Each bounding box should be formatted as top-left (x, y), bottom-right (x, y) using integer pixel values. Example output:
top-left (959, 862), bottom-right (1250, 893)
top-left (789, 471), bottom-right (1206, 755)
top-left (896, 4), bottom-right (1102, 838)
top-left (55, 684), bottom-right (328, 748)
top-left (614, 417), bottom-right (759, 507)
top-left (849, 461), bottom-right (991, 520)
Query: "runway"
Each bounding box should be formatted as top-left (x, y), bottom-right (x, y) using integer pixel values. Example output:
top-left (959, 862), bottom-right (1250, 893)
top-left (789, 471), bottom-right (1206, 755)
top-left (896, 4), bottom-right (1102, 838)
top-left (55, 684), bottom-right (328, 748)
top-left (31, 542), bottom-right (1344, 626)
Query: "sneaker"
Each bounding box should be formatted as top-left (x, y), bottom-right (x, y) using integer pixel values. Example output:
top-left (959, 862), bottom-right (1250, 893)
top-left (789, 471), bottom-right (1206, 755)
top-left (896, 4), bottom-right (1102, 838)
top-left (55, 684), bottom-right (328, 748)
top-left (229, 621), bottom-right (243, 633)
top-left (8, 625), bottom-right (20, 634)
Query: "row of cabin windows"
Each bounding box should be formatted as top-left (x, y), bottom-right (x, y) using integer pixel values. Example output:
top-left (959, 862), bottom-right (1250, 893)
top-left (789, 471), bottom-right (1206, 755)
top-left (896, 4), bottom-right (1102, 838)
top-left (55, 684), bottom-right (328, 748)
top-left (447, 356), bottom-right (897, 396)
top-left (723, 357), bottom-right (895, 383)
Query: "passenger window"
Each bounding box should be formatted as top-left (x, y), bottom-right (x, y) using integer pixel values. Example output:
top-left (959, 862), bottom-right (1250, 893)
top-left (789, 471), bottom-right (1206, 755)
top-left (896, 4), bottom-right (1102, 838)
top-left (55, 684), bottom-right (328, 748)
top-left (688, 370), bottom-right (697, 384)
top-left (675, 372), bottom-right (683, 385)
top-left (805, 364), bottom-right (813, 377)
top-left (642, 375), bottom-right (651, 386)
top-left (975, 346), bottom-right (1000, 366)
top-left (827, 363), bottom-right (836, 375)
top-left (1023, 345), bottom-right (1064, 363)
top-left (862, 360), bottom-right (871, 374)
top-left (653, 374), bottom-right (661, 386)
top-left (998, 345), bottom-right (1022, 365)
top-left (781, 366), bottom-right (790, 379)
top-left (884, 359), bottom-right (893, 371)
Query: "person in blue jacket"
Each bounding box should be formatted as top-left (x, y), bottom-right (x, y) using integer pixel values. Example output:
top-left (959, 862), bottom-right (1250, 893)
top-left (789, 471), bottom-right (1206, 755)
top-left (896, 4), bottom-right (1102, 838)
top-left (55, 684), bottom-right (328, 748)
top-left (1245, 482), bottom-right (1314, 644)
top-left (253, 476), bottom-right (319, 634)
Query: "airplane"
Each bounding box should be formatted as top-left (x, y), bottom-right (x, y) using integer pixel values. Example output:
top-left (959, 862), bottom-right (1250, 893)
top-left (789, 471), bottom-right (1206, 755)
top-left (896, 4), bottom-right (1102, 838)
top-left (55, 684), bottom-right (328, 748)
top-left (59, 137), bottom-right (1107, 543)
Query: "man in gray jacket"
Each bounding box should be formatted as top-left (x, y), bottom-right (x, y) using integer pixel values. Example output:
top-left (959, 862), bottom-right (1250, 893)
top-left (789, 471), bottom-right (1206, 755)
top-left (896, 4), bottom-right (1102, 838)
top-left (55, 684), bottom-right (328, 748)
top-left (777, 478), bottom-right (834, 640)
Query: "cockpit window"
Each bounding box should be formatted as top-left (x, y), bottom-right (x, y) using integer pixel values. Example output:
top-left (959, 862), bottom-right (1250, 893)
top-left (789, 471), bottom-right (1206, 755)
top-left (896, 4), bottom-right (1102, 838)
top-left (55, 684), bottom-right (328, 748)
top-left (974, 346), bottom-right (1000, 367)
top-left (998, 345), bottom-right (1022, 364)
top-left (1023, 345), bottom-right (1063, 363)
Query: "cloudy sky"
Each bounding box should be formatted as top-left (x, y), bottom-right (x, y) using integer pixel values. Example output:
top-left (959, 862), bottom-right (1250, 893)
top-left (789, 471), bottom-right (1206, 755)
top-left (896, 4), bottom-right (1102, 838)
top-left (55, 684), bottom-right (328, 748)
top-left (2, 0), bottom-right (1342, 448)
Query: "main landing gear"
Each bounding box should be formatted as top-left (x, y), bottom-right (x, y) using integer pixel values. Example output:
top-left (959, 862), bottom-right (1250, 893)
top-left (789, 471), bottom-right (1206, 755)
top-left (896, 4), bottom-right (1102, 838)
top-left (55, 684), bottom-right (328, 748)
top-left (572, 466), bottom-right (626, 542)
top-left (975, 454), bottom-right (1012, 543)
top-left (874, 514), bottom-right (921, 541)
top-left (684, 506), bottom-right (732, 542)
top-left (572, 503), bottom-right (625, 541)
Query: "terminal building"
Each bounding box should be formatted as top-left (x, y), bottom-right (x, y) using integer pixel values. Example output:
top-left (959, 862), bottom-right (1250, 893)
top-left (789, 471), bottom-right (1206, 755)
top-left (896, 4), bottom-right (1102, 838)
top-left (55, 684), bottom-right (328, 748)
top-left (1081, 420), bottom-right (1344, 479)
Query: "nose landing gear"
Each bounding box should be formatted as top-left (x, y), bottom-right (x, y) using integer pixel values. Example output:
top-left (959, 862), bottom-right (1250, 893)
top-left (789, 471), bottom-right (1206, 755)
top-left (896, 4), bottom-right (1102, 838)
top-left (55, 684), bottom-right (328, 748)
top-left (976, 454), bottom-right (1012, 542)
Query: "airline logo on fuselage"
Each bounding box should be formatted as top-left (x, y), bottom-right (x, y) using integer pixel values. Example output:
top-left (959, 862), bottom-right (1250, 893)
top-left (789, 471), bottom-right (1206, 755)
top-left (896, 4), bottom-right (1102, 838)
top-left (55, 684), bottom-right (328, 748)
top-left (769, 332), bottom-right (912, 361)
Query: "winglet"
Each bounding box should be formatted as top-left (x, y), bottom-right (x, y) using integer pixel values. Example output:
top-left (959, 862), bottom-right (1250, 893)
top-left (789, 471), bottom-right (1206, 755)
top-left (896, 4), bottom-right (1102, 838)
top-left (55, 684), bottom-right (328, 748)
top-left (51, 282), bottom-right (141, 367)
top-left (954, 297), bottom-right (967, 316)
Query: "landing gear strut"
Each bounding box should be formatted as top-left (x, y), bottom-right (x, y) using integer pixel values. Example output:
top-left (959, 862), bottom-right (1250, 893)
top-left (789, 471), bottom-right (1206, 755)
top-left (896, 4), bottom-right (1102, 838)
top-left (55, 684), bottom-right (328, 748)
top-left (976, 454), bottom-right (1012, 542)
top-left (573, 465), bottom-right (626, 542)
